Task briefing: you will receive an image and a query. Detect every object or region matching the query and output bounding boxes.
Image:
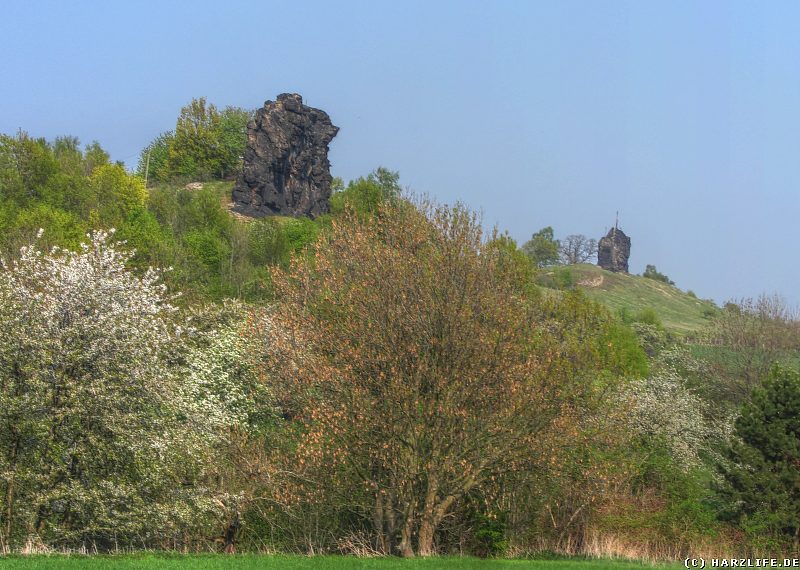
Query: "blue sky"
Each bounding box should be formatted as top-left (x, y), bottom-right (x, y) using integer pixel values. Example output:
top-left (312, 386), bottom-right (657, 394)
top-left (2, 1), bottom-right (798, 304)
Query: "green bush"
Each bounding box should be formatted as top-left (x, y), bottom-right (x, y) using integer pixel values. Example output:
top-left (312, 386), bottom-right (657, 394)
top-left (329, 167), bottom-right (401, 217)
top-left (282, 217), bottom-right (321, 254)
top-left (184, 228), bottom-right (232, 269)
top-left (718, 368), bottom-right (800, 546)
top-left (634, 307), bottom-right (663, 329)
top-left (472, 512), bottom-right (508, 558)
top-left (248, 217), bottom-right (290, 266)
top-left (643, 264), bottom-right (675, 285)
top-left (553, 266), bottom-right (575, 290)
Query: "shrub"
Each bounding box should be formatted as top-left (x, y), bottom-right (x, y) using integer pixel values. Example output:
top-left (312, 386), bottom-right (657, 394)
top-left (643, 264), bottom-right (675, 285)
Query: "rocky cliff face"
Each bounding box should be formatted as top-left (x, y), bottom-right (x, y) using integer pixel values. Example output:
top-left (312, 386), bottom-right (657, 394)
top-left (597, 227), bottom-right (631, 273)
top-left (231, 94), bottom-right (339, 218)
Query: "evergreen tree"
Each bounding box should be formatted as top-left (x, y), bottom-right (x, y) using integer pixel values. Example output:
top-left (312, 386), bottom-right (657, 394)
top-left (718, 368), bottom-right (800, 545)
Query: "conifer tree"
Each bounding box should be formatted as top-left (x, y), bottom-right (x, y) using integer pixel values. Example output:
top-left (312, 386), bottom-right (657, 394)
top-left (718, 368), bottom-right (800, 545)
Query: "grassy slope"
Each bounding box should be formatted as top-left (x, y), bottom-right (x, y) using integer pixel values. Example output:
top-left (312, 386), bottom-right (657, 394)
top-left (0, 555), bottom-right (680, 569)
top-left (555, 264), bottom-right (718, 336)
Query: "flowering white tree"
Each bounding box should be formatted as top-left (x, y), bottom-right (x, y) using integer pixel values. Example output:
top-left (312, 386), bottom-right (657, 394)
top-left (179, 301), bottom-right (277, 553)
top-left (0, 231), bottom-right (261, 549)
top-left (625, 346), bottom-right (730, 470)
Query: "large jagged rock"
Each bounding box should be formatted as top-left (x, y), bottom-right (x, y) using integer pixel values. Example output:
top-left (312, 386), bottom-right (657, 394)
top-left (232, 94), bottom-right (338, 218)
top-left (597, 226), bottom-right (631, 273)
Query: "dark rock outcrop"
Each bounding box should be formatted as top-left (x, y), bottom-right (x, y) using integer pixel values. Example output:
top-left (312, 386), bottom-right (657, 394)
top-left (232, 94), bottom-right (338, 218)
top-left (597, 226), bottom-right (631, 273)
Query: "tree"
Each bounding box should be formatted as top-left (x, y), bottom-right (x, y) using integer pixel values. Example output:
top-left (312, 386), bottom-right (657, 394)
top-left (642, 264), bottom-right (674, 285)
top-left (180, 301), bottom-right (276, 553)
top-left (708, 295), bottom-right (800, 405)
top-left (522, 226), bottom-right (559, 268)
top-left (52, 136), bottom-right (83, 176)
top-left (82, 141), bottom-right (110, 176)
top-left (89, 163), bottom-right (148, 226)
top-left (0, 132), bottom-right (59, 205)
top-left (215, 106), bottom-right (252, 180)
top-left (559, 234), bottom-right (597, 265)
top-left (137, 101), bottom-right (251, 183)
top-left (626, 346), bottom-right (726, 470)
top-left (718, 368), bottom-right (800, 546)
top-left (168, 97), bottom-right (222, 180)
top-left (329, 167), bottom-right (401, 217)
top-left (265, 200), bottom-right (616, 556)
top-left (137, 131), bottom-right (174, 184)
top-left (0, 232), bottom-right (236, 548)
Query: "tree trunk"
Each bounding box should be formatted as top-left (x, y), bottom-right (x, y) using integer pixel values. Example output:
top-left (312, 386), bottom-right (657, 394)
top-left (418, 493), bottom-right (459, 557)
top-left (398, 502), bottom-right (415, 558)
top-left (417, 518), bottom-right (435, 557)
top-left (3, 477), bottom-right (13, 540)
top-left (3, 434), bottom-right (19, 540)
top-left (372, 492), bottom-right (387, 553)
top-left (223, 511), bottom-right (240, 554)
top-left (417, 480), bottom-right (439, 556)
top-left (385, 492), bottom-right (396, 554)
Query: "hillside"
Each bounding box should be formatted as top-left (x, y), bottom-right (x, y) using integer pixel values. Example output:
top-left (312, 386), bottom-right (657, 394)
top-left (548, 264), bottom-right (718, 335)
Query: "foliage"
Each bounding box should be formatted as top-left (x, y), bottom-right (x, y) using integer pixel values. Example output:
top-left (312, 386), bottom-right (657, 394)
top-left (0, 232), bottom-right (215, 547)
top-left (263, 200), bottom-right (645, 557)
top-left (625, 346), bottom-right (728, 470)
top-left (0, 234), bottom-right (275, 551)
top-left (137, 99), bottom-right (251, 183)
top-left (82, 141), bottom-right (110, 176)
top-left (0, 132), bottom-right (142, 257)
top-left (642, 264), bottom-right (674, 285)
top-left (215, 107), bottom-right (252, 180)
top-left (553, 266), bottom-right (576, 290)
top-left (329, 167), bottom-right (401, 217)
top-left (522, 226), bottom-right (560, 268)
top-left (136, 131), bottom-right (173, 184)
top-left (281, 217), bottom-right (321, 254)
top-left (470, 511), bottom-right (508, 558)
top-left (488, 291), bottom-right (648, 554)
top-left (89, 164), bottom-right (147, 226)
top-left (485, 232), bottom-right (536, 296)
top-left (0, 124), bottom-right (772, 557)
top-left (169, 97), bottom-right (222, 179)
top-left (632, 308), bottom-right (663, 329)
top-left (717, 368), bottom-right (800, 546)
top-left (181, 302), bottom-right (278, 553)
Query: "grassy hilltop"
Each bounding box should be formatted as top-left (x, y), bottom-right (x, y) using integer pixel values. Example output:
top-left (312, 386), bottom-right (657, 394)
top-left (545, 264), bottom-right (718, 336)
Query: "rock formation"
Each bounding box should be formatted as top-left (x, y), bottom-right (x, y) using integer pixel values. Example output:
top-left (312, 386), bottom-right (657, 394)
top-left (597, 225), bottom-right (631, 273)
top-left (232, 93), bottom-right (339, 218)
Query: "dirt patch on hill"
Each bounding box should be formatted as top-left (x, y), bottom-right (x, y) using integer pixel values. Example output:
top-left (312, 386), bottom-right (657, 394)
top-left (578, 275), bottom-right (605, 288)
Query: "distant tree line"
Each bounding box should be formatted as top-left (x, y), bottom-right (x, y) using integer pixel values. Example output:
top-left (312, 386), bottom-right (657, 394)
top-left (521, 226), bottom-right (597, 267)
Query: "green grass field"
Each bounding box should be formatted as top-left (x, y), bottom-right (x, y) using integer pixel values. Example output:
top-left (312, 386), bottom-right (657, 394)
top-left (0, 554), bottom-right (681, 569)
top-left (561, 264), bottom-right (718, 335)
